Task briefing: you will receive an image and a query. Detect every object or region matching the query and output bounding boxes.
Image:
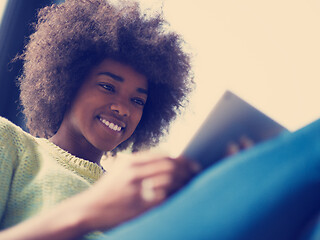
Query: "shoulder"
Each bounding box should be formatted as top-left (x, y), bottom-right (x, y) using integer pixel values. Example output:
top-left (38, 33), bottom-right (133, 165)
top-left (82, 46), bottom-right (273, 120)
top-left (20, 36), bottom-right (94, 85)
top-left (0, 116), bottom-right (21, 131)
top-left (0, 117), bottom-right (26, 139)
top-left (0, 117), bottom-right (35, 154)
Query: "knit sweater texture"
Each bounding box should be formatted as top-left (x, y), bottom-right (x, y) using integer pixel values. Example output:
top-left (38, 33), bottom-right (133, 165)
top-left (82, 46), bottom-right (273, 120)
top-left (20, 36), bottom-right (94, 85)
top-left (0, 117), bottom-right (105, 238)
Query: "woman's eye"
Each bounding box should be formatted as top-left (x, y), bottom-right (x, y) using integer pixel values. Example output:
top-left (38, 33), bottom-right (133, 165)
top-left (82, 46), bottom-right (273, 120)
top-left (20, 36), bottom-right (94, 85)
top-left (99, 83), bottom-right (115, 93)
top-left (132, 98), bottom-right (146, 106)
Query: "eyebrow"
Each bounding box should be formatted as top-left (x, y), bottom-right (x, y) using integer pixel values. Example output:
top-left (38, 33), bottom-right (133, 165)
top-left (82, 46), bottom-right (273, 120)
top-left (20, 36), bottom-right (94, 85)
top-left (98, 72), bottom-right (124, 82)
top-left (98, 72), bottom-right (148, 95)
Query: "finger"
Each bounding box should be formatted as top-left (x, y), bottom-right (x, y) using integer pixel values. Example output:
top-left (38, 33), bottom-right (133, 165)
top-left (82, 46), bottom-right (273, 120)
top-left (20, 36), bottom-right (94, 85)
top-left (175, 156), bottom-right (202, 174)
top-left (167, 158), bottom-right (201, 192)
top-left (153, 170), bottom-right (191, 195)
top-left (131, 152), bottom-right (197, 180)
top-left (188, 160), bottom-right (202, 174)
top-left (151, 174), bottom-right (173, 189)
top-left (226, 142), bottom-right (240, 155)
top-left (111, 151), bottom-right (169, 171)
top-left (134, 156), bottom-right (197, 195)
top-left (130, 151), bottom-right (170, 165)
top-left (140, 178), bottom-right (166, 204)
top-left (131, 158), bottom-right (176, 182)
top-left (240, 136), bottom-right (254, 149)
top-left (142, 170), bottom-right (188, 198)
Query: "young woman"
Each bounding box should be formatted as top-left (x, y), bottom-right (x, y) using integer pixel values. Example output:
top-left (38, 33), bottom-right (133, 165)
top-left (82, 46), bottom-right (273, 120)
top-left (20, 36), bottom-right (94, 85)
top-left (0, 0), bottom-right (198, 239)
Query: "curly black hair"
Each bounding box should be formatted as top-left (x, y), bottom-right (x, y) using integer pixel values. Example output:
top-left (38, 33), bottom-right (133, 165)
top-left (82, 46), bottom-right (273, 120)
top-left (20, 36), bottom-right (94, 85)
top-left (19, 0), bottom-right (193, 154)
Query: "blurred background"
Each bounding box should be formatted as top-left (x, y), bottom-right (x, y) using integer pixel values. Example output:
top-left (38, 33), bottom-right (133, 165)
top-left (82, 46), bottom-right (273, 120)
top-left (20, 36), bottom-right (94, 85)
top-left (1, 0), bottom-right (320, 157)
top-left (0, 0), bottom-right (64, 130)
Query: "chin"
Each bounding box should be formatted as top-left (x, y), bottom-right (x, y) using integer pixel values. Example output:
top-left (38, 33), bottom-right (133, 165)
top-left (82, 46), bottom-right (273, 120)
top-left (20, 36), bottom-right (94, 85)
top-left (102, 140), bottom-right (126, 152)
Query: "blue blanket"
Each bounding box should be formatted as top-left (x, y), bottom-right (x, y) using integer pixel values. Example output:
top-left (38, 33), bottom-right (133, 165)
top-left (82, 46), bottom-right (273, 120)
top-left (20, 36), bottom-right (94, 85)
top-left (100, 119), bottom-right (320, 240)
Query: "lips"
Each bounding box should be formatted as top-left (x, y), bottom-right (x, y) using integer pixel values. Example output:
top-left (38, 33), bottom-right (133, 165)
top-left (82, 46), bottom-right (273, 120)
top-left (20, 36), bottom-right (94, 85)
top-left (98, 116), bottom-right (125, 132)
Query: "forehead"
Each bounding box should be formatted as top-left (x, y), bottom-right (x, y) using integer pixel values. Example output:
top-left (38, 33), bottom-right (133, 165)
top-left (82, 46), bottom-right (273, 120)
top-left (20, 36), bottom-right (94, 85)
top-left (91, 59), bottom-right (148, 89)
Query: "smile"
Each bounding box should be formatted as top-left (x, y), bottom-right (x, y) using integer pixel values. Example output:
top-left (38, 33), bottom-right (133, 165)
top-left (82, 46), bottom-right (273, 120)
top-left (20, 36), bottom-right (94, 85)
top-left (98, 117), bottom-right (122, 132)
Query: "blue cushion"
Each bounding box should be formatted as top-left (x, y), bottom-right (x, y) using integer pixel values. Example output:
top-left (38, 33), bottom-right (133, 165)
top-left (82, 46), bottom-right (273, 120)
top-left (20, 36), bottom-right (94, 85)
top-left (100, 119), bottom-right (320, 240)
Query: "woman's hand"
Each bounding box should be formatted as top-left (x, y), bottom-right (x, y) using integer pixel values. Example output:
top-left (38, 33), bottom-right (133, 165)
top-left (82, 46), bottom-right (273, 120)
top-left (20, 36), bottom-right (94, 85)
top-left (79, 152), bottom-right (200, 233)
top-left (0, 153), bottom-right (199, 240)
top-left (226, 136), bottom-right (254, 156)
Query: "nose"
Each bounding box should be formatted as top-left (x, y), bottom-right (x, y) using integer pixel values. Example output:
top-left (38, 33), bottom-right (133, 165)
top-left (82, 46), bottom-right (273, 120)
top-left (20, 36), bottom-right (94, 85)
top-left (110, 102), bottom-right (130, 117)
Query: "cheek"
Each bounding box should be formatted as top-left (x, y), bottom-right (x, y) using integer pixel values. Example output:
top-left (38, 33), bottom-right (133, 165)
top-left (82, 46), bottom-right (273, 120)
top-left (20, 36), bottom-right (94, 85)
top-left (134, 109), bottom-right (144, 127)
top-left (127, 110), bottom-right (144, 135)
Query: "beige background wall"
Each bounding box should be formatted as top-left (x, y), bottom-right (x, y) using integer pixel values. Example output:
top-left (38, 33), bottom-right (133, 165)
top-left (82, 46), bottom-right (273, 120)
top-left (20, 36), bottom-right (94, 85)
top-left (0, 1), bottom-right (5, 18)
top-left (154, 0), bottom-right (320, 155)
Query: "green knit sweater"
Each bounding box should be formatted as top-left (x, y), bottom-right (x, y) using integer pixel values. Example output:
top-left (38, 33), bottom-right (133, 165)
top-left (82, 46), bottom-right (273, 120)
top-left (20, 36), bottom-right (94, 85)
top-left (0, 117), bottom-right (105, 238)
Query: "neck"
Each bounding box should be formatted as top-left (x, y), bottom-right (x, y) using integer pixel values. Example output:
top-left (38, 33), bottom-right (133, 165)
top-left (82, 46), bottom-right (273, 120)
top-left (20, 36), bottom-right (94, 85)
top-left (49, 127), bottom-right (103, 166)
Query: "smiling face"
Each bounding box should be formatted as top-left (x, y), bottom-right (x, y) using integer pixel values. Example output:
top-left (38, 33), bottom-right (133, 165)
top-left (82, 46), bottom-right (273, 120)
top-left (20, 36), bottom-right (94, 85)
top-left (60, 59), bottom-right (148, 154)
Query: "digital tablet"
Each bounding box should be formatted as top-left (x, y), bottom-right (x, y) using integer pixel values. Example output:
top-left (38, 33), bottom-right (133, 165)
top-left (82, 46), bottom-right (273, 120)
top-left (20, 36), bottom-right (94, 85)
top-left (181, 91), bottom-right (289, 169)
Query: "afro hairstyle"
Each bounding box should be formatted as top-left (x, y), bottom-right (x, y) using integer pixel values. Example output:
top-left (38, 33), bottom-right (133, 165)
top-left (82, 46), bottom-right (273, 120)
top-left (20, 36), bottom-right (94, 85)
top-left (19, 0), bottom-right (193, 154)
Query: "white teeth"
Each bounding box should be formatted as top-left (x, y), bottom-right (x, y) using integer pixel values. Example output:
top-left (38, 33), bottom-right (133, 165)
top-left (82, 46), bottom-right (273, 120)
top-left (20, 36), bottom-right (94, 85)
top-left (100, 118), bottom-right (122, 132)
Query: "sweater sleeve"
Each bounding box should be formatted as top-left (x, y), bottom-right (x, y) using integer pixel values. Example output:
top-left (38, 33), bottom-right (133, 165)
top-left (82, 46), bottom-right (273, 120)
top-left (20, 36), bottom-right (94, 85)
top-left (0, 117), bottom-right (21, 222)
